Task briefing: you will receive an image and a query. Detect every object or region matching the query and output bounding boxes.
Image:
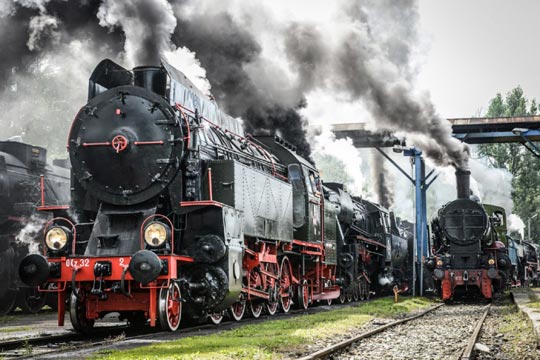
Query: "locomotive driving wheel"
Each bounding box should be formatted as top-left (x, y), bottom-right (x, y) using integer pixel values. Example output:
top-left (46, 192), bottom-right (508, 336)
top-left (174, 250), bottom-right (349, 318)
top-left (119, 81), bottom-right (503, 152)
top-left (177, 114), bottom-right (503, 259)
top-left (359, 279), bottom-right (366, 300)
top-left (159, 282), bottom-right (182, 331)
top-left (364, 281), bottom-right (371, 299)
top-left (265, 263), bottom-right (279, 315)
top-left (19, 287), bottom-right (47, 314)
top-left (325, 280), bottom-right (333, 306)
top-left (69, 291), bottom-right (95, 334)
top-left (248, 268), bottom-right (264, 318)
top-left (0, 290), bottom-right (17, 315)
top-left (208, 310), bottom-right (225, 325)
top-left (298, 279), bottom-right (310, 310)
top-left (279, 256), bottom-right (292, 313)
top-left (352, 282), bottom-right (360, 302)
top-left (229, 294), bottom-right (246, 321)
top-left (339, 287), bottom-right (346, 304)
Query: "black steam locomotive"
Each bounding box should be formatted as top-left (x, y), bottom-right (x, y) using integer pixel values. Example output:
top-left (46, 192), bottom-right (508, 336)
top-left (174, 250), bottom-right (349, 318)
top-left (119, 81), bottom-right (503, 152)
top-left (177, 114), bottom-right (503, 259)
top-left (0, 139), bottom-right (70, 314)
top-left (19, 59), bottom-right (410, 332)
top-left (426, 169), bottom-right (511, 301)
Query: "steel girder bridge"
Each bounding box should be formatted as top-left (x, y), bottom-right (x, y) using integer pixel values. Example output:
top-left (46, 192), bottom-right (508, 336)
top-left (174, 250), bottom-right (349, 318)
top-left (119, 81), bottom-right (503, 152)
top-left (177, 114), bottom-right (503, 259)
top-left (332, 116), bottom-right (540, 295)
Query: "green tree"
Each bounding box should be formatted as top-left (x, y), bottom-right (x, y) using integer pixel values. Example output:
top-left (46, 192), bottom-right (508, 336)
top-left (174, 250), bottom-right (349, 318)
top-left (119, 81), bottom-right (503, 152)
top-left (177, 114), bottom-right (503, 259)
top-left (478, 86), bottom-right (540, 241)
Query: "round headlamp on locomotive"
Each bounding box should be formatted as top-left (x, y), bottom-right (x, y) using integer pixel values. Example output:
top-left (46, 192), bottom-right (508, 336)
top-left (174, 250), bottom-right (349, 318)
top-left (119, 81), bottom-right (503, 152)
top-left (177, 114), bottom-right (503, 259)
top-left (45, 226), bottom-right (72, 253)
top-left (143, 221), bottom-right (170, 248)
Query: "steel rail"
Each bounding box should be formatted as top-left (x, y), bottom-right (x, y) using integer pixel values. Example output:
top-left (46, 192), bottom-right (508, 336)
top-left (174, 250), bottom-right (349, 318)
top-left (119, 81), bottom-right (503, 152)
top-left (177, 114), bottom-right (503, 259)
top-left (298, 303), bottom-right (445, 360)
top-left (461, 304), bottom-right (491, 360)
top-left (1, 296), bottom-right (382, 359)
top-left (0, 324), bottom-right (129, 352)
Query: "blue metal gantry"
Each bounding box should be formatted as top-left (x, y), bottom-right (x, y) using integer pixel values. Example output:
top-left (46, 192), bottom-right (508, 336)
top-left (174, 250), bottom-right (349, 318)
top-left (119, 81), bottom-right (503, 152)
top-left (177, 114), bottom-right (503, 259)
top-left (375, 147), bottom-right (438, 296)
top-left (333, 116), bottom-right (540, 296)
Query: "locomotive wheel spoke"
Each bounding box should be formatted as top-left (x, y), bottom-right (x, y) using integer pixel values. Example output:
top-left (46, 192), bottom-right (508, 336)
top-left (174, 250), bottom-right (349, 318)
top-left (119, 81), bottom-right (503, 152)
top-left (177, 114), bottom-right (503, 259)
top-left (159, 282), bottom-right (182, 331)
top-left (279, 256), bottom-right (292, 313)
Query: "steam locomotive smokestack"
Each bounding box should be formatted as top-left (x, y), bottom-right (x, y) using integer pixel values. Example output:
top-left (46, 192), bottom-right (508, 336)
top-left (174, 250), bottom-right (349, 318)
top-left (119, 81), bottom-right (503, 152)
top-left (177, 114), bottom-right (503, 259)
top-left (133, 66), bottom-right (167, 96)
top-left (455, 168), bottom-right (471, 199)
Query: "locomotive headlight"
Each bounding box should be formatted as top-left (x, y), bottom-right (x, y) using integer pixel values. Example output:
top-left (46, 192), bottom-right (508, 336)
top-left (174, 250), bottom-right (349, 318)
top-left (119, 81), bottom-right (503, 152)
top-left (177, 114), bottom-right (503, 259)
top-left (144, 222), bottom-right (170, 248)
top-left (45, 226), bottom-right (69, 251)
top-left (488, 258), bottom-right (495, 266)
top-left (436, 260), bottom-right (444, 267)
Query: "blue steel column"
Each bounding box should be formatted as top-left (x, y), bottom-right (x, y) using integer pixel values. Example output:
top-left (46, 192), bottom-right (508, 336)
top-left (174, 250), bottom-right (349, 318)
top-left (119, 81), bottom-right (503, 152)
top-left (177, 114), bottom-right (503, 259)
top-left (378, 146), bottom-right (430, 297)
top-left (420, 157), bottom-right (428, 296)
top-left (414, 151), bottom-right (424, 296)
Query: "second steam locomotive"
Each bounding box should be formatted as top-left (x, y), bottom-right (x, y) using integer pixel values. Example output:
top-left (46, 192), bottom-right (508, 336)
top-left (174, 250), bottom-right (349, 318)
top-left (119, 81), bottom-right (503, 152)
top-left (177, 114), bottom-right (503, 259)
top-left (426, 169), bottom-right (511, 301)
top-left (19, 59), bottom-right (411, 332)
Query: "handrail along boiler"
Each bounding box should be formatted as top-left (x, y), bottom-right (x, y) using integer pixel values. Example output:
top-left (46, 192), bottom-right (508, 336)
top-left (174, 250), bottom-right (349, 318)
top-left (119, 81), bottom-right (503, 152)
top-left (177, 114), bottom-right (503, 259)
top-left (19, 59), bottom-right (411, 332)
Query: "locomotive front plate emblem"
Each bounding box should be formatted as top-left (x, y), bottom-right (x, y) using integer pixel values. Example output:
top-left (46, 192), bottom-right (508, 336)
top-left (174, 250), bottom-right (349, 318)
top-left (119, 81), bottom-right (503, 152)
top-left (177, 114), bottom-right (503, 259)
top-left (112, 135), bottom-right (129, 153)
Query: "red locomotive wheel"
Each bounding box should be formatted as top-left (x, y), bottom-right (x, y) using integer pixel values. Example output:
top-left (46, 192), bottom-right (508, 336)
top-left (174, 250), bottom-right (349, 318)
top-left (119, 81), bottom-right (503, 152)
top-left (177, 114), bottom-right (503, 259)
top-left (279, 256), bottom-right (292, 313)
top-left (229, 296), bottom-right (246, 321)
top-left (248, 268), bottom-right (264, 318)
top-left (265, 263), bottom-right (279, 315)
top-left (298, 280), bottom-right (310, 310)
top-left (159, 282), bottom-right (182, 331)
top-left (208, 311), bottom-right (225, 325)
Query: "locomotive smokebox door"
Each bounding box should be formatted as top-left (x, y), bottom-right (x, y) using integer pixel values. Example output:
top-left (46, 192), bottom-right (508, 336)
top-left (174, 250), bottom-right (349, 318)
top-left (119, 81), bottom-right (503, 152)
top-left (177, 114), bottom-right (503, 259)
top-left (69, 85), bottom-right (183, 206)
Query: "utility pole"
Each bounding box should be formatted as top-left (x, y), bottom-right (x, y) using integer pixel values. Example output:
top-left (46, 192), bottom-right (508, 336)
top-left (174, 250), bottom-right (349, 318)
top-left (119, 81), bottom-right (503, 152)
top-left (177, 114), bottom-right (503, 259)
top-left (528, 214), bottom-right (538, 241)
top-left (375, 146), bottom-right (438, 296)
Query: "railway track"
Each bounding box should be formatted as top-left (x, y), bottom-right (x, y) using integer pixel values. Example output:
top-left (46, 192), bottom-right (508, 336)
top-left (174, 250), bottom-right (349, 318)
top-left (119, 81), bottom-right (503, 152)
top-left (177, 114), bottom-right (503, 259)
top-left (460, 304), bottom-right (491, 360)
top-left (300, 303), bottom-right (492, 360)
top-left (0, 297), bottom-right (379, 359)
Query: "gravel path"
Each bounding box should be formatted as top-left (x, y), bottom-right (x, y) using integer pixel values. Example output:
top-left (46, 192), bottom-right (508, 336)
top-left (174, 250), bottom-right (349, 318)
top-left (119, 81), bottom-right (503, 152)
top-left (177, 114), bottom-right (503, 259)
top-left (334, 303), bottom-right (487, 360)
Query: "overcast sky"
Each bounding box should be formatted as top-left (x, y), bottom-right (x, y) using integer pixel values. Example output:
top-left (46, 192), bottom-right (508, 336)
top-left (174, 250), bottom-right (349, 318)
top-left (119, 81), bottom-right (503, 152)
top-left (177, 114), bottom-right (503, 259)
top-left (417, 0), bottom-right (540, 118)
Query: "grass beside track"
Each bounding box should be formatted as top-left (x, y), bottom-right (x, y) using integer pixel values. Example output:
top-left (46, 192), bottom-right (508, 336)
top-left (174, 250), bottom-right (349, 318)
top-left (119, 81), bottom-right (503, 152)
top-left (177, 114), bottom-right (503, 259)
top-left (97, 296), bottom-right (434, 360)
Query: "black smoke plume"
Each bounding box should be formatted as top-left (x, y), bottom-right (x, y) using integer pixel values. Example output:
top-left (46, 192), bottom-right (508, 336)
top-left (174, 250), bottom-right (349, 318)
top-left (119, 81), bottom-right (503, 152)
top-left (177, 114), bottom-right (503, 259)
top-left (371, 150), bottom-right (394, 209)
top-left (0, 0), bottom-right (467, 168)
top-left (172, 11), bottom-right (313, 160)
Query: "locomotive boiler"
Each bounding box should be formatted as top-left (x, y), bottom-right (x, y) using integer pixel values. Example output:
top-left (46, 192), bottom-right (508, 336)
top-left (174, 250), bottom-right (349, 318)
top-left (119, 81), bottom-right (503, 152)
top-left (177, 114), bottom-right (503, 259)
top-left (0, 139), bottom-right (70, 314)
top-left (19, 59), bottom-right (410, 332)
top-left (426, 169), bottom-right (511, 301)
